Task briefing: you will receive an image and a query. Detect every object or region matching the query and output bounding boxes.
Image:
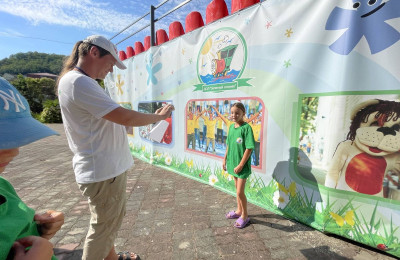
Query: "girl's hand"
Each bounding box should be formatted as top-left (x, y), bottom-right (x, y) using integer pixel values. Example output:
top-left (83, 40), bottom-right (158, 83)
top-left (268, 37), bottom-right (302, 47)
top-left (34, 210), bottom-right (64, 240)
top-left (12, 236), bottom-right (54, 260)
top-left (234, 164), bottom-right (243, 174)
top-left (222, 160), bottom-right (227, 171)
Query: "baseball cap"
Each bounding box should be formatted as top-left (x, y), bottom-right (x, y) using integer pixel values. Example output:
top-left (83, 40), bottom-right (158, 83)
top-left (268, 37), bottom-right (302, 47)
top-left (83, 35), bottom-right (127, 70)
top-left (0, 77), bottom-right (59, 149)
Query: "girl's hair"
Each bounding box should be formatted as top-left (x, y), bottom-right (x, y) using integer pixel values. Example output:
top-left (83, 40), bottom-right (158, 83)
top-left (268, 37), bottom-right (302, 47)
top-left (56, 41), bottom-right (110, 92)
top-left (231, 102), bottom-right (246, 113)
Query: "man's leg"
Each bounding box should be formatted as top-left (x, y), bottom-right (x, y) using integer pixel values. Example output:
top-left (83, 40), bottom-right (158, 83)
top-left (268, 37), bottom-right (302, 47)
top-left (78, 172), bottom-right (128, 260)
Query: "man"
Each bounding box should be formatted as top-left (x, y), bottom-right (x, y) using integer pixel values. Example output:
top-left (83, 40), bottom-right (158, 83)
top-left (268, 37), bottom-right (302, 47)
top-left (57, 35), bottom-right (174, 260)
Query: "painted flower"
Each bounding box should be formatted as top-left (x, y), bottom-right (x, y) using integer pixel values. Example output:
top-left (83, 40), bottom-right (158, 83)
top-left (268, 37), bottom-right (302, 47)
top-left (149, 156), bottom-right (154, 164)
top-left (209, 174), bottom-right (219, 186)
top-left (129, 142), bottom-right (134, 150)
top-left (141, 145), bottom-right (146, 152)
top-left (227, 175), bottom-right (233, 182)
top-left (236, 137), bottom-right (243, 144)
top-left (273, 190), bottom-right (289, 209)
top-left (199, 173), bottom-right (203, 178)
top-left (165, 155), bottom-right (172, 166)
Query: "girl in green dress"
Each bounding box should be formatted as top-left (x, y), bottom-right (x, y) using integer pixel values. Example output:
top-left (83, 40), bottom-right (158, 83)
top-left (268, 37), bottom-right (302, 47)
top-left (223, 102), bottom-right (255, 228)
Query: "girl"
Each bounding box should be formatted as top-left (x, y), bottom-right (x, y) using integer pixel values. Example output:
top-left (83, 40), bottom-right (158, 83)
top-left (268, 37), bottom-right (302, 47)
top-left (223, 102), bottom-right (255, 228)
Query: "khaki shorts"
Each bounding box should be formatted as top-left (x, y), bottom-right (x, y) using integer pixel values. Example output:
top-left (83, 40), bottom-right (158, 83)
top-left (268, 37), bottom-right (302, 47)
top-left (78, 171), bottom-right (127, 260)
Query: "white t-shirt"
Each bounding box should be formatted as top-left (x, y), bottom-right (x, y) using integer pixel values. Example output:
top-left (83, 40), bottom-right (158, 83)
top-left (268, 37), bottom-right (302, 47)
top-left (58, 70), bottom-right (134, 184)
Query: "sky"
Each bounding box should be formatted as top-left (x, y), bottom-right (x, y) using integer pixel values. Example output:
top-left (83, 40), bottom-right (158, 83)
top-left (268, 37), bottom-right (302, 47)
top-left (0, 0), bottom-right (233, 60)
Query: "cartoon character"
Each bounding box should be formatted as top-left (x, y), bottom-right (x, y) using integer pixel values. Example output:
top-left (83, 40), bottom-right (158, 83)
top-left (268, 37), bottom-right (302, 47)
top-left (325, 99), bottom-right (400, 196)
top-left (211, 45), bottom-right (238, 77)
top-left (325, 0), bottom-right (400, 55)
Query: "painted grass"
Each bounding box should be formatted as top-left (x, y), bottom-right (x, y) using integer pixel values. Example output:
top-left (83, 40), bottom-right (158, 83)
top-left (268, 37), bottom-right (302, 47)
top-left (129, 142), bottom-right (400, 257)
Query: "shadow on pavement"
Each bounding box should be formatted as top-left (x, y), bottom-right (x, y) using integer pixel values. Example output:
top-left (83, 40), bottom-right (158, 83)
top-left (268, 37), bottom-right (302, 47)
top-left (54, 248), bottom-right (83, 260)
top-left (249, 213), bottom-right (314, 232)
top-left (300, 246), bottom-right (351, 260)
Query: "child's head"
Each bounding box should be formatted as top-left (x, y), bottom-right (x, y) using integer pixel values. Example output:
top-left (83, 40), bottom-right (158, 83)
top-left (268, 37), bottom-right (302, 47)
top-left (209, 112), bottom-right (215, 120)
top-left (230, 102), bottom-right (246, 123)
top-left (0, 77), bottom-right (58, 173)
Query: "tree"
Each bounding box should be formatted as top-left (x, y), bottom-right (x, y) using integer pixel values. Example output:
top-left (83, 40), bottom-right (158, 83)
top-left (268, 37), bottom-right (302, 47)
top-left (11, 75), bottom-right (57, 114)
top-left (0, 52), bottom-right (65, 75)
top-left (299, 97), bottom-right (319, 140)
top-left (40, 99), bottom-right (62, 123)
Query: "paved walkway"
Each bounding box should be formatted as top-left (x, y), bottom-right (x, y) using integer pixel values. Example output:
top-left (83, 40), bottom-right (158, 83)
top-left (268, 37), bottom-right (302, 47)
top-left (3, 124), bottom-right (397, 260)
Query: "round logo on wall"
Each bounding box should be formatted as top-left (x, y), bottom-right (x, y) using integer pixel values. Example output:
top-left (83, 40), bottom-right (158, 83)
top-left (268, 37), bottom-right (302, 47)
top-left (194, 28), bottom-right (250, 93)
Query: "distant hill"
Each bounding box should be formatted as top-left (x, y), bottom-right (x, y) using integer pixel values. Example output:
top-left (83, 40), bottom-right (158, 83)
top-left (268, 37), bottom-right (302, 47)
top-left (0, 52), bottom-right (66, 76)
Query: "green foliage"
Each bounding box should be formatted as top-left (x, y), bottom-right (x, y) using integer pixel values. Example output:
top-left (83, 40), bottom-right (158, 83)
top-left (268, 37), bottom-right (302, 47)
top-left (300, 97), bottom-right (319, 140)
top-left (11, 75), bottom-right (57, 114)
top-left (97, 79), bottom-right (105, 89)
top-left (0, 52), bottom-right (65, 75)
top-left (32, 112), bottom-right (42, 121)
top-left (40, 99), bottom-right (62, 123)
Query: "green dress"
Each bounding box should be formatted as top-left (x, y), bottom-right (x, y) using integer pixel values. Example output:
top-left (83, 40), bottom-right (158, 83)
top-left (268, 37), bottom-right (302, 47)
top-left (226, 122), bottom-right (255, 179)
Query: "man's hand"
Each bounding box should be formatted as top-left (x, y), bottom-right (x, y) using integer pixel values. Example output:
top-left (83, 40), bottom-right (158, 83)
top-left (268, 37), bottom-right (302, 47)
top-left (11, 236), bottom-right (53, 260)
top-left (34, 210), bottom-right (64, 240)
top-left (155, 104), bottom-right (175, 119)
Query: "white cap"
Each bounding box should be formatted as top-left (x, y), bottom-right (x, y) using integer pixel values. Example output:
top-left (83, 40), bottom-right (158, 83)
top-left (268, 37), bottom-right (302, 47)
top-left (83, 35), bottom-right (127, 70)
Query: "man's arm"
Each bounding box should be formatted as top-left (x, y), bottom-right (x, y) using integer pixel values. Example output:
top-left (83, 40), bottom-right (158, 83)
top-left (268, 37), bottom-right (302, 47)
top-left (103, 104), bottom-right (174, 127)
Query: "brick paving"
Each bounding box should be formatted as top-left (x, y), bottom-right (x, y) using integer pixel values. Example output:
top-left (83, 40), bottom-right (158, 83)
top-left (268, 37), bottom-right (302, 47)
top-left (3, 124), bottom-right (397, 260)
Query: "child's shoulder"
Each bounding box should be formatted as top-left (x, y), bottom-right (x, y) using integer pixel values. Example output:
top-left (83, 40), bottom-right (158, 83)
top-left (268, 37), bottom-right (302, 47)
top-left (242, 122), bottom-right (251, 128)
top-left (0, 176), bottom-right (16, 193)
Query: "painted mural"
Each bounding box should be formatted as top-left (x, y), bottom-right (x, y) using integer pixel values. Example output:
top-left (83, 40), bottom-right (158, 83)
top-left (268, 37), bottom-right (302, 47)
top-left (105, 0), bottom-right (400, 257)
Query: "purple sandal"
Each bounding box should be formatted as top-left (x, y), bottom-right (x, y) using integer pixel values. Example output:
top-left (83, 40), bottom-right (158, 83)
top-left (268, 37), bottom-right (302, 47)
top-left (234, 217), bottom-right (250, 229)
top-left (226, 210), bottom-right (241, 219)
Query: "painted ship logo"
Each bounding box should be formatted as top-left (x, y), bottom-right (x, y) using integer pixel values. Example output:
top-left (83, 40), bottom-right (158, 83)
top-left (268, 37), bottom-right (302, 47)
top-left (194, 28), bottom-right (252, 93)
top-left (210, 44), bottom-right (238, 78)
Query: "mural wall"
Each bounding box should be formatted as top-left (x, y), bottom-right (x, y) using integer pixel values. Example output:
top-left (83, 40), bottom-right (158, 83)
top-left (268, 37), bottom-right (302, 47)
top-left (105, 0), bottom-right (400, 256)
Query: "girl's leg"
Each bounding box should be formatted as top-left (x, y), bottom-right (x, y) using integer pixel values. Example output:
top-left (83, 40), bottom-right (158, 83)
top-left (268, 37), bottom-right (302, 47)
top-left (234, 177), bottom-right (243, 215)
top-left (236, 177), bottom-right (248, 219)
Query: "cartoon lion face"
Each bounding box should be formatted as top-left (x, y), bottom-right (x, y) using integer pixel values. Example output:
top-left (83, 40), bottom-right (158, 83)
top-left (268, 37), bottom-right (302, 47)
top-left (348, 99), bottom-right (400, 157)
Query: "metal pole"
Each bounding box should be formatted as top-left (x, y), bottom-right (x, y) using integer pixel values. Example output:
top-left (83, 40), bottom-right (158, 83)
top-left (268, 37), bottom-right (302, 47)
top-left (150, 5), bottom-right (156, 47)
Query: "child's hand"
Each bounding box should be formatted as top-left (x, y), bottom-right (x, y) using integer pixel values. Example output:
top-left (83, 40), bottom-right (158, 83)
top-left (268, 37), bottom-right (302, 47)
top-left (11, 236), bottom-right (53, 260)
top-left (234, 164), bottom-right (243, 174)
top-left (223, 160), bottom-right (227, 171)
top-left (35, 210), bottom-right (64, 240)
